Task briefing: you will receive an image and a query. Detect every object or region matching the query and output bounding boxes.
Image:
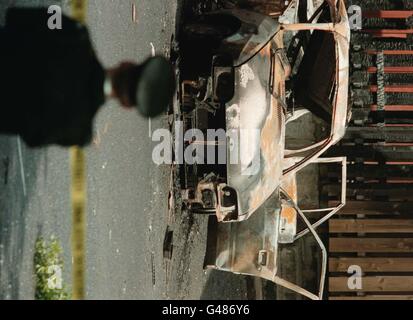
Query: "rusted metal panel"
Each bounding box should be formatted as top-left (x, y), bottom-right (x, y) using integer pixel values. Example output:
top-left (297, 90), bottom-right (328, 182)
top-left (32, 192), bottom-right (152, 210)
top-left (225, 40), bottom-right (285, 222)
top-left (224, 0), bottom-right (351, 221)
top-left (204, 191), bottom-right (281, 282)
top-left (278, 173), bottom-right (298, 244)
top-left (205, 186), bottom-right (330, 300)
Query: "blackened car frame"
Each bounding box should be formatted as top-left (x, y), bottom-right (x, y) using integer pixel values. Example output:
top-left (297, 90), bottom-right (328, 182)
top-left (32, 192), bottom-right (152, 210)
top-left (176, 0), bottom-right (350, 299)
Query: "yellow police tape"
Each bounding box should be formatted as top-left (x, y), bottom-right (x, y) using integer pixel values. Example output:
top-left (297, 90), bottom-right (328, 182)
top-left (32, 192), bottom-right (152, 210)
top-left (70, 147), bottom-right (86, 300)
top-left (70, 0), bottom-right (88, 301)
top-left (71, 0), bottom-right (87, 23)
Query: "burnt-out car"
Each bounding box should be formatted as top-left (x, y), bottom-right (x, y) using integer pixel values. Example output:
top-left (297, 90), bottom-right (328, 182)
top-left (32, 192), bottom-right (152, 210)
top-left (176, 0), bottom-right (350, 299)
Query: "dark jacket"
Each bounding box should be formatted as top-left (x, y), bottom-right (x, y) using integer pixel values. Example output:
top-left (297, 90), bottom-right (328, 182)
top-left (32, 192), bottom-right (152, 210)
top-left (0, 8), bottom-right (105, 147)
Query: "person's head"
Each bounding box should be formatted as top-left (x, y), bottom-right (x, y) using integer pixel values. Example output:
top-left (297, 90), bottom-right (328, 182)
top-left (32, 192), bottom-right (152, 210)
top-left (107, 56), bottom-right (175, 118)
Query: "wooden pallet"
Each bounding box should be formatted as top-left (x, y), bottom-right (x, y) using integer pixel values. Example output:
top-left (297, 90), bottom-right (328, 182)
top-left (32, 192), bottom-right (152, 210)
top-left (327, 188), bottom-right (413, 300)
top-left (327, 2), bottom-right (413, 299)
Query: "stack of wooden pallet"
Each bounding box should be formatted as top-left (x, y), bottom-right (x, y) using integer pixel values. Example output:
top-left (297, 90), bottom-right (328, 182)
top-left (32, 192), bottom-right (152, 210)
top-left (326, 0), bottom-right (413, 300)
top-left (328, 201), bottom-right (413, 300)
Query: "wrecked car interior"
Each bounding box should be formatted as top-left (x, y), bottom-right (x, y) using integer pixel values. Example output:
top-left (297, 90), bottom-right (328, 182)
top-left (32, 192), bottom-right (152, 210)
top-left (173, 0), bottom-right (350, 300)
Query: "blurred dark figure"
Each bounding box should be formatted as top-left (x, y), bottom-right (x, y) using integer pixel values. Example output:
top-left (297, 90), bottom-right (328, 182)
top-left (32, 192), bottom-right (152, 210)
top-left (0, 8), bottom-right (175, 147)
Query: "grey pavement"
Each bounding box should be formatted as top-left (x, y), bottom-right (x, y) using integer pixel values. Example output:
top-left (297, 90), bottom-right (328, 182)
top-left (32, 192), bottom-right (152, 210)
top-left (0, 0), bottom-right (250, 300)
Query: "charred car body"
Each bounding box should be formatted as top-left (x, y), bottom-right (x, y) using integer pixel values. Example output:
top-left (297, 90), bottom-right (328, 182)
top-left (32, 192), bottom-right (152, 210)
top-left (176, 0), bottom-right (350, 299)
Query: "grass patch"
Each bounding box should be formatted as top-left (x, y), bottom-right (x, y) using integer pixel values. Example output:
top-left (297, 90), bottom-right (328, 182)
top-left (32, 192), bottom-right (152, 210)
top-left (34, 237), bottom-right (71, 300)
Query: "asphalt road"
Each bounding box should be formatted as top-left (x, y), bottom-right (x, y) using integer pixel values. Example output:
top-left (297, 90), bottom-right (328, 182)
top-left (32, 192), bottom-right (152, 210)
top-left (0, 0), bottom-right (251, 300)
top-left (0, 0), bottom-right (177, 300)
